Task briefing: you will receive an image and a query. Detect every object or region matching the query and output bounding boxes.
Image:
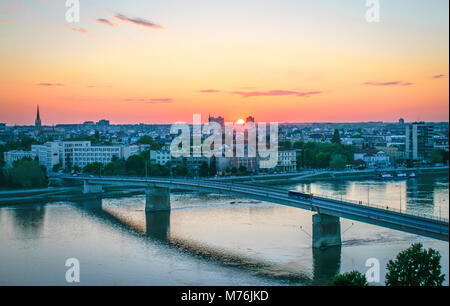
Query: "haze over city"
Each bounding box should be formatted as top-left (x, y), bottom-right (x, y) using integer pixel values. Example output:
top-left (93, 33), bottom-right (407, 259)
top-left (0, 0), bottom-right (449, 125)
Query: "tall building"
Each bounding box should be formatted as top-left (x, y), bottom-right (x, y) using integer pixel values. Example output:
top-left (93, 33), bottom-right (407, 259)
top-left (208, 114), bottom-right (225, 128)
top-left (246, 116), bottom-right (255, 124)
top-left (34, 105), bottom-right (42, 138)
top-left (97, 119), bottom-right (110, 132)
top-left (405, 122), bottom-right (434, 161)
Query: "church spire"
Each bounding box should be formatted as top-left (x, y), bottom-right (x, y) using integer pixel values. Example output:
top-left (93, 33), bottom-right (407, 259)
top-left (35, 105), bottom-right (42, 138)
top-left (36, 105), bottom-right (40, 121)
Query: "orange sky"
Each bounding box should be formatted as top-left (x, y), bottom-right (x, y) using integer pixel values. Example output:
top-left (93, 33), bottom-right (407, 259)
top-left (0, 0), bottom-right (448, 125)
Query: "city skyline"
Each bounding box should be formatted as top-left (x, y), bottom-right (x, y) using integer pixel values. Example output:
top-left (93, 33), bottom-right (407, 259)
top-left (0, 0), bottom-right (449, 125)
top-left (2, 104), bottom-right (449, 127)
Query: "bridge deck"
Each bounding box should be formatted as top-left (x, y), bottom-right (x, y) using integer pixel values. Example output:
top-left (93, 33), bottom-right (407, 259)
top-left (65, 176), bottom-right (449, 242)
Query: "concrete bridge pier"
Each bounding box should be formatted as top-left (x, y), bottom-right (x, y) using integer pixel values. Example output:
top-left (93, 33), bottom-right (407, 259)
top-left (145, 187), bottom-right (171, 212)
top-left (312, 214), bottom-right (342, 249)
top-left (312, 246), bottom-right (341, 284)
top-left (83, 181), bottom-right (103, 194)
top-left (145, 211), bottom-right (171, 241)
top-left (81, 199), bottom-right (102, 211)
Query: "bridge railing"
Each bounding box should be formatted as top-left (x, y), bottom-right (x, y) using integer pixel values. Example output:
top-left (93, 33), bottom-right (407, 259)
top-left (237, 182), bottom-right (449, 223)
top-left (311, 192), bottom-right (449, 223)
top-left (68, 175), bottom-right (449, 224)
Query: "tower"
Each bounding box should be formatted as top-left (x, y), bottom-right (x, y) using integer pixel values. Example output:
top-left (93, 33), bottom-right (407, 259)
top-left (405, 122), bottom-right (434, 161)
top-left (35, 105), bottom-right (42, 138)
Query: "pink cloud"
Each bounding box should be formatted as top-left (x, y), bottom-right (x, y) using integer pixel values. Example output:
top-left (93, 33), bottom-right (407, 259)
top-left (231, 90), bottom-right (321, 98)
top-left (432, 74), bottom-right (447, 79)
top-left (198, 89), bottom-right (220, 93)
top-left (37, 83), bottom-right (64, 87)
top-left (124, 98), bottom-right (173, 104)
top-left (64, 24), bottom-right (88, 34)
top-left (364, 81), bottom-right (413, 87)
top-left (96, 18), bottom-right (118, 27)
top-left (114, 14), bottom-right (163, 29)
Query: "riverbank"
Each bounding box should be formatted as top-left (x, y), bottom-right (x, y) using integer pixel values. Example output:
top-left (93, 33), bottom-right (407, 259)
top-left (244, 167), bottom-right (449, 185)
top-left (0, 186), bottom-right (145, 206)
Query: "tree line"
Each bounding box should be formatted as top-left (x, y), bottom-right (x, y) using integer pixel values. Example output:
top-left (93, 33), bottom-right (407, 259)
top-left (0, 158), bottom-right (48, 189)
top-left (280, 135), bottom-right (355, 170)
top-left (329, 243), bottom-right (445, 286)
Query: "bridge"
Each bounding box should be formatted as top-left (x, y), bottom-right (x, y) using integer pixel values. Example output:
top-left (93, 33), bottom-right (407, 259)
top-left (64, 175), bottom-right (449, 248)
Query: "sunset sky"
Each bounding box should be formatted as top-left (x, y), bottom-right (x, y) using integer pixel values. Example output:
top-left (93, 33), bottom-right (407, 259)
top-left (0, 0), bottom-right (448, 125)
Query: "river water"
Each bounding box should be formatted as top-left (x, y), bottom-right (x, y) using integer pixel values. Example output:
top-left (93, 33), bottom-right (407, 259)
top-left (0, 175), bottom-right (448, 286)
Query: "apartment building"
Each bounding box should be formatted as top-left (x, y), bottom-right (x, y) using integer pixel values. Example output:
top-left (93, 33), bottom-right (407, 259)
top-left (3, 150), bottom-right (36, 168)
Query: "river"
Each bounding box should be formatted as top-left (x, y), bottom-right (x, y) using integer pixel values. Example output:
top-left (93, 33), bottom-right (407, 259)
top-left (0, 174), bottom-right (448, 286)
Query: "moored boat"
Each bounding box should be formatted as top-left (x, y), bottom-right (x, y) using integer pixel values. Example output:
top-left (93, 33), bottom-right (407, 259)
top-left (375, 172), bottom-right (394, 180)
top-left (394, 172), bottom-right (408, 180)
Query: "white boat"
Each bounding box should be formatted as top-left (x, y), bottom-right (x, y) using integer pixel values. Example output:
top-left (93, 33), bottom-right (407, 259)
top-left (375, 173), bottom-right (394, 180)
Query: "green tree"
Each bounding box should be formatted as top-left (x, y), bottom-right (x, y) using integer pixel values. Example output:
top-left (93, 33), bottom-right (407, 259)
top-left (18, 136), bottom-right (40, 150)
top-left (0, 169), bottom-right (6, 187)
top-left (293, 141), bottom-right (304, 149)
top-left (83, 162), bottom-right (104, 175)
top-left (65, 155), bottom-right (72, 173)
top-left (279, 140), bottom-right (292, 150)
top-left (125, 155), bottom-right (145, 176)
top-left (315, 152), bottom-right (331, 168)
top-left (299, 141), bottom-right (354, 169)
top-left (149, 164), bottom-right (170, 177)
top-left (385, 243), bottom-right (445, 286)
top-left (136, 136), bottom-right (163, 150)
top-left (199, 161), bottom-right (210, 177)
top-left (52, 164), bottom-right (61, 173)
top-left (8, 159), bottom-right (47, 189)
top-left (173, 164), bottom-right (187, 177)
top-left (209, 156), bottom-right (217, 176)
top-left (65, 135), bottom-right (101, 145)
top-left (430, 149), bottom-right (445, 164)
top-left (330, 154), bottom-right (347, 170)
top-left (173, 158), bottom-right (187, 177)
top-left (238, 165), bottom-right (247, 175)
top-left (104, 160), bottom-right (123, 176)
top-left (405, 159), bottom-right (414, 168)
top-left (329, 271), bottom-right (368, 286)
top-left (332, 129), bottom-right (341, 144)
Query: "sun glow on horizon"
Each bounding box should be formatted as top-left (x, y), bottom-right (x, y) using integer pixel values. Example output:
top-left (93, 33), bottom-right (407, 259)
top-left (0, 0), bottom-right (448, 124)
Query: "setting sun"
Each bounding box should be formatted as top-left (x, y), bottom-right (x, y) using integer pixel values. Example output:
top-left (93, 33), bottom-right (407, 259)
top-left (236, 119), bottom-right (245, 125)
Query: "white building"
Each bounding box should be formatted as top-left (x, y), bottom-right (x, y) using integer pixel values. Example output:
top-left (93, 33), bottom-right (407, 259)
top-left (70, 144), bottom-right (122, 168)
top-left (29, 141), bottom-right (148, 171)
top-left (354, 149), bottom-right (390, 168)
top-left (276, 149), bottom-right (297, 172)
top-left (32, 142), bottom-right (61, 171)
top-left (150, 150), bottom-right (172, 166)
top-left (3, 150), bottom-right (36, 168)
